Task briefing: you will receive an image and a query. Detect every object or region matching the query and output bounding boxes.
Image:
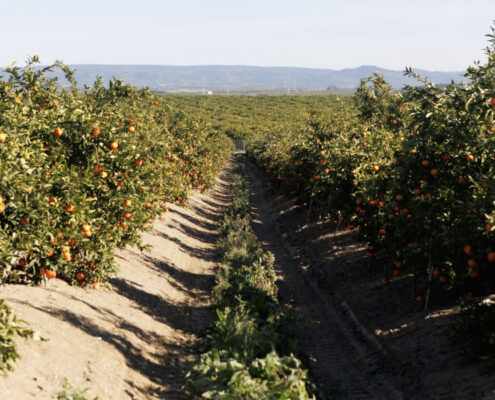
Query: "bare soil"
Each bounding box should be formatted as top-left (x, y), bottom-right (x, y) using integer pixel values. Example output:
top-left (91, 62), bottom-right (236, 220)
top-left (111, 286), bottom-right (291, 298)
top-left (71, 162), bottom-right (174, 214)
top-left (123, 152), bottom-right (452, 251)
top-left (244, 158), bottom-right (495, 400)
top-left (0, 165), bottom-right (232, 400)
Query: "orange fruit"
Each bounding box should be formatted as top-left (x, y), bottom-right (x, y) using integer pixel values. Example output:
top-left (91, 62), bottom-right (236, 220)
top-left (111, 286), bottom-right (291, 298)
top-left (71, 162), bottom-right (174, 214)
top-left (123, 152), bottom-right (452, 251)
top-left (45, 270), bottom-right (57, 279)
top-left (53, 127), bottom-right (63, 137)
top-left (124, 199), bottom-right (132, 207)
top-left (395, 194), bottom-right (404, 202)
top-left (123, 212), bottom-right (132, 219)
top-left (372, 165), bottom-right (380, 172)
top-left (466, 154), bottom-right (474, 162)
top-left (65, 204), bottom-right (75, 213)
top-left (381, 278), bottom-right (390, 286)
top-left (421, 160), bottom-right (430, 167)
top-left (490, 98), bottom-right (495, 106)
top-left (91, 128), bottom-right (101, 137)
top-left (76, 272), bottom-right (85, 281)
top-left (128, 126), bottom-right (136, 133)
top-left (110, 142), bottom-right (118, 151)
top-left (93, 283), bottom-right (100, 290)
top-left (0, 133), bottom-right (7, 142)
top-left (430, 168), bottom-right (439, 176)
top-left (487, 252), bottom-right (495, 263)
top-left (134, 159), bottom-right (143, 166)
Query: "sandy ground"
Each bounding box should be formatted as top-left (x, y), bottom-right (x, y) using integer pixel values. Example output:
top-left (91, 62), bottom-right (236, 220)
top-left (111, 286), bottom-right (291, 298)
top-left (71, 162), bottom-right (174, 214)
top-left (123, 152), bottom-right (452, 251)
top-left (0, 165), bottom-right (232, 400)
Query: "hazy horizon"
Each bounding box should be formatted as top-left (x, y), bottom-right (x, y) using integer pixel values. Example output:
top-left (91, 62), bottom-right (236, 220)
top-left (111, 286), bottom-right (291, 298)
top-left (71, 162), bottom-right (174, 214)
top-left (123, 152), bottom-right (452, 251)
top-left (1, 1), bottom-right (494, 71)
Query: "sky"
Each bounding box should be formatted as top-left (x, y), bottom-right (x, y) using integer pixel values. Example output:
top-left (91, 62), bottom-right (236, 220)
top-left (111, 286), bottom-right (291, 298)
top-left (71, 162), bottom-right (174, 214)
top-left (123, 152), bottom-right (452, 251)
top-left (1, 0), bottom-right (494, 71)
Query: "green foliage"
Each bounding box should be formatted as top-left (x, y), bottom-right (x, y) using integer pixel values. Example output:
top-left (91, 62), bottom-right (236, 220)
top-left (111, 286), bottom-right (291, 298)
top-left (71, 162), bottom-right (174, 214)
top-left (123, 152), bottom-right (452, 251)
top-left (185, 163), bottom-right (315, 399)
top-left (450, 298), bottom-right (495, 368)
top-left (0, 58), bottom-right (232, 287)
top-left (55, 378), bottom-right (101, 400)
top-left (162, 94), bottom-right (347, 143)
top-left (248, 27), bottom-right (495, 300)
top-left (0, 299), bottom-right (33, 375)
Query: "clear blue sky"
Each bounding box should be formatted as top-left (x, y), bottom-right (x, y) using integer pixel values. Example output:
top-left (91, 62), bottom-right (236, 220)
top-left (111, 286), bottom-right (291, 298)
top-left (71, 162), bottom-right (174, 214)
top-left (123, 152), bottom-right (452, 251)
top-left (1, 0), bottom-right (494, 71)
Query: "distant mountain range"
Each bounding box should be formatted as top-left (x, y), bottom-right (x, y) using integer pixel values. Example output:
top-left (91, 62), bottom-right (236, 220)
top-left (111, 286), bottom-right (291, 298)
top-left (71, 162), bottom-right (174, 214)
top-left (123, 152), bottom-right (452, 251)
top-left (1, 64), bottom-right (468, 93)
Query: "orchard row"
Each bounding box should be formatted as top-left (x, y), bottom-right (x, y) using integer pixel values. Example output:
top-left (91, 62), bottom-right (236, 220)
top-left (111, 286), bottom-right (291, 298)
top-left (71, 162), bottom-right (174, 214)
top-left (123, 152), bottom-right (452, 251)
top-left (0, 59), bottom-right (232, 287)
top-left (248, 31), bottom-right (495, 302)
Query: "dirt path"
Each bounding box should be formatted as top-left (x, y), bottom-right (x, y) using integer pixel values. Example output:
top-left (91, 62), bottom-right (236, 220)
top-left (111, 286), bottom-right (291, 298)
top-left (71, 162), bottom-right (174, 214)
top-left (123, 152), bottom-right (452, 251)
top-left (244, 158), bottom-right (404, 399)
top-left (0, 164), bottom-right (232, 399)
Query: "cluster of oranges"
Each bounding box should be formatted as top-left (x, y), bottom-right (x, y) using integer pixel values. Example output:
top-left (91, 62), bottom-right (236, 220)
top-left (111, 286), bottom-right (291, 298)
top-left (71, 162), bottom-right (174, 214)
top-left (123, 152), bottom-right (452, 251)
top-left (251, 53), bottom-right (495, 302)
top-left (0, 59), bottom-right (232, 288)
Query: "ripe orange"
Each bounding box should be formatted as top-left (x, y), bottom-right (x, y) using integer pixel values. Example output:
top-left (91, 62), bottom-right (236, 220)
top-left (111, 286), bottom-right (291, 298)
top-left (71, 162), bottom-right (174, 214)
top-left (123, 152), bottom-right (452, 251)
top-left (45, 270), bottom-right (57, 279)
top-left (487, 252), bottom-right (495, 263)
top-left (466, 154), bottom-right (474, 162)
top-left (76, 272), bottom-right (85, 281)
top-left (65, 204), bottom-right (75, 213)
top-left (393, 269), bottom-right (400, 276)
top-left (91, 128), bottom-right (101, 137)
top-left (395, 194), bottom-right (404, 202)
top-left (110, 142), bottom-right (118, 151)
top-left (430, 168), bottom-right (439, 176)
top-left (0, 133), bottom-right (7, 142)
top-left (469, 270), bottom-right (479, 278)
top-left (467, 259), bottom-right (477, 268)
top-left (128, 126), bottom-right (136, 133)
top-left (421, 160), bottom-right (430, 167)
top-left (93, 283), bottom-right (100, 290)
top-left (53, 127), bottom-right (63, 137)
top-left (490, 98), bottom-right (495, 106)
top-left (378, 228), bottom-right (387, 235)
top-left (433, 268), bottom-right (440, 277)
top-left (123, 212), bottom-right (132, 219)
top-left (100, 171), bottom-right (108, 179)
top-left (124, 199), bottom-right (132, 207)
top-left (439, 275), bottom-right (447, 283)
top-left (134, 159), bottom-right (143, 166)
top-left (153, 99), bottom-right (159, 105)
top-left (13, 97), bottom-right (21, 104)
top-left (372, 165), bottom-right (380, 172)
top-left (463, 245), bottom-right (472, 255)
